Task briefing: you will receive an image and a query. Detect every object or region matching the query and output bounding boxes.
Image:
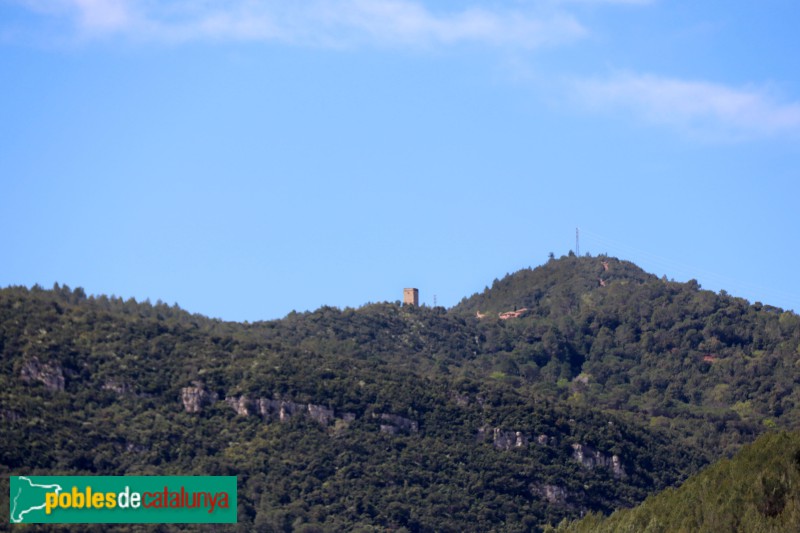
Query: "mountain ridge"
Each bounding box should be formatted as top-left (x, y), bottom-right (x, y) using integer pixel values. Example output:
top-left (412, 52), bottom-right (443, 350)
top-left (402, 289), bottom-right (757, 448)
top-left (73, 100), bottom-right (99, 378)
top-left (2, 255), bottom-right (799, 530)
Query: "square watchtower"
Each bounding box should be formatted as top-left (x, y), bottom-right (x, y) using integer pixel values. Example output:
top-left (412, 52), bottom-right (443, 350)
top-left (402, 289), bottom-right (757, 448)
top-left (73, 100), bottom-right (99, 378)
top-left (403, 288), bottom-right (419, 306)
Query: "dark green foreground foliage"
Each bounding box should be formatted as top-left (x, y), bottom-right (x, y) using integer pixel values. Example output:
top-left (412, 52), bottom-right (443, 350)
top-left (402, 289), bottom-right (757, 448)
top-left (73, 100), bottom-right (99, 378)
top-left (557, 431), bottom-right (800, 532)
top-left (1, 255), bottom-right (799, 530)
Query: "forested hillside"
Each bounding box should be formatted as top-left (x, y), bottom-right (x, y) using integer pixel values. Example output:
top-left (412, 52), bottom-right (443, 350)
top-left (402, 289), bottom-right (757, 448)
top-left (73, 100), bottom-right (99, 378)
top-left (2, 254), bottom-right (799, 531)
top-left (454, 255), bottom-right (800, 455)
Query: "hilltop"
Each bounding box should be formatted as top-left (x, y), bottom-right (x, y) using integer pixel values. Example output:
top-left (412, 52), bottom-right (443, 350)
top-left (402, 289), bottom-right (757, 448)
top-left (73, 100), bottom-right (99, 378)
top-left (454, 254), bottom-right (655, 318)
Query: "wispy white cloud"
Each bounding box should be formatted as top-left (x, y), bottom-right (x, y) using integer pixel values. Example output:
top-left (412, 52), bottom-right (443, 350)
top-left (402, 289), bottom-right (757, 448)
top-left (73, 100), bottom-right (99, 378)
top-left (11, 0), bottom-right (587, 49)
top-left (18, 0), bottom-right (132, 31)
top-left (71, 0), bottom-right (130, 30)
top-left (573, 73), bottom-right (800, 140)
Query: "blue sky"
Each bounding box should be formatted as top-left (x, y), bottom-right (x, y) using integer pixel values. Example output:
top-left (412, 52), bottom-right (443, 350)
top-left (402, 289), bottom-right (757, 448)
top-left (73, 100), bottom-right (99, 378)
top-left (2, 0), bottom-right (799, 321)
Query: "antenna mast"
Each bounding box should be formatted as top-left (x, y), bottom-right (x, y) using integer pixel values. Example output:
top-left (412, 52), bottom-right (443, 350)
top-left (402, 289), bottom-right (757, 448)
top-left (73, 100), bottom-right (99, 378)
top-left (576, 227), bottom-right (580, 256)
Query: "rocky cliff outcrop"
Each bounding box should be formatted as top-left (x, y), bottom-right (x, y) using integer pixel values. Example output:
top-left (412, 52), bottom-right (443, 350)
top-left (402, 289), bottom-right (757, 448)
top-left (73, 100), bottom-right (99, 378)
top-left (180, 390), bottom-right (425, 440)
top-left (307, 404), bottom-right (335, 425)
top-left (180, 386), bottom-right (216, 413)
top-left (532, 483), bottom-right (569, 505)
top-left (214, 394), bottom-right (340, 427)
top-left (21, 357), bottom-right (65, 391)
top-left (571, 443), bottom-right (626, 478)
top-left (375, 413), bottom-right (419, 435)
top-left (493, 428), bottom-right (527, 450)
top-left (256, 398), bottom-right (304, 422)
top-left (476, 426), bottom-right (529, 450)
top-left (226, 395), bottom-right (252, 416)
top-left (537, 434), bottom-right (553, 446)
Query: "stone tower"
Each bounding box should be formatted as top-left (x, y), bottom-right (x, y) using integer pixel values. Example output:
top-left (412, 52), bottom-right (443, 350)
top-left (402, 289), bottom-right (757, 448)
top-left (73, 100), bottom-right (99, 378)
top-left (403, 288), bottom-right (419, 306)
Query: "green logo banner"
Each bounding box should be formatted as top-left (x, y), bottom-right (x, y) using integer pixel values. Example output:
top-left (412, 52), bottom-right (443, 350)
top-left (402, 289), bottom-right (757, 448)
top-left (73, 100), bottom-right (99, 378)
top-left (9, 476), bottom-right (237, 524)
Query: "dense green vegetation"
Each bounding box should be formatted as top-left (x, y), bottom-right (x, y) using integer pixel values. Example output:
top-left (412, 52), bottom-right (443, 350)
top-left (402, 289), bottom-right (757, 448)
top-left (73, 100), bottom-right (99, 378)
top-left (2, 255), bottom-right (799, 530)
top-left (454, 255), bottom-right (800, 456)
top-left (556, 431), bottom-right (800, 532)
